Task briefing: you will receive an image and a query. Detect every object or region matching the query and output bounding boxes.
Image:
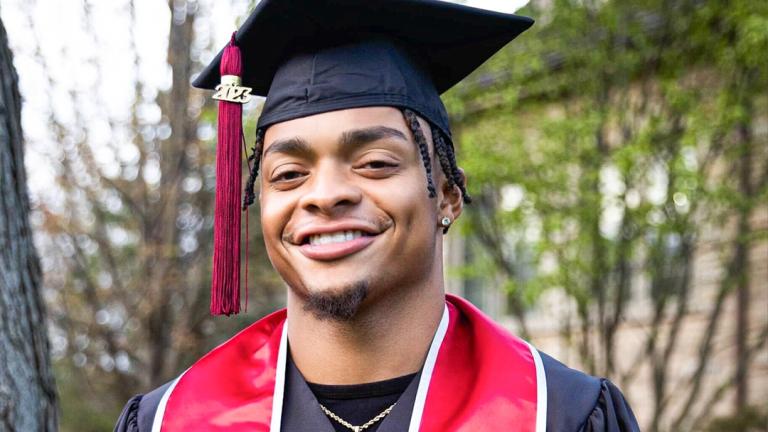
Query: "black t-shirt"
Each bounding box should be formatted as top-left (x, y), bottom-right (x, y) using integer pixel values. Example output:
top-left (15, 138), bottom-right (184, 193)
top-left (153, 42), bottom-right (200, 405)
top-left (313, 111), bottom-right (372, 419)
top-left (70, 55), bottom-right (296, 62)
top-left (306, 371), bottom-right (417, 432)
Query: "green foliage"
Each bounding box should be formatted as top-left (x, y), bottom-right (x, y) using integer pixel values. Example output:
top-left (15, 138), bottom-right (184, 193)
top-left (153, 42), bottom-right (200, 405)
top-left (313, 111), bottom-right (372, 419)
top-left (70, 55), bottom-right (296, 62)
top-left (451, 0), bottom-right (765, 317)
top-left (446, 0), bottom-right (766, 428)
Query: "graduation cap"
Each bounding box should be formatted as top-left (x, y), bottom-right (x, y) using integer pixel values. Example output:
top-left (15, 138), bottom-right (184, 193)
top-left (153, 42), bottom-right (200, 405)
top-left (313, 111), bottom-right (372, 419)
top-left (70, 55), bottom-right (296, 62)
top-left (195, 0), bottom-right (533, 316)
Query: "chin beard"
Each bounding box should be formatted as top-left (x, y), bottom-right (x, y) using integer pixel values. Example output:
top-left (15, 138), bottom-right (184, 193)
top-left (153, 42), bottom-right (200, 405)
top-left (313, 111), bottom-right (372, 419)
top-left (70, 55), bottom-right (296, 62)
top-left (303, 282), bottom-right (369, 322)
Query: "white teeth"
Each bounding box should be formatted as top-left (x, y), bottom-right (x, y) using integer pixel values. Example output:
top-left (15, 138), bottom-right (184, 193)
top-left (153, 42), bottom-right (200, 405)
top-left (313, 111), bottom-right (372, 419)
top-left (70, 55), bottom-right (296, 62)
top-left (309, 230), bottom-right (365, 246)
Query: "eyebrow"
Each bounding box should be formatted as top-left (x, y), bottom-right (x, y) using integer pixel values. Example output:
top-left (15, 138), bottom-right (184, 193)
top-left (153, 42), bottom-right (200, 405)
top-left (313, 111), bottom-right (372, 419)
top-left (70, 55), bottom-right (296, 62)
top-left (263, 126), bottom-right (409, 160)
top-left (263, 136), bottom-right (314, 159)
top-left (339, 126), bottom-right (409, 151)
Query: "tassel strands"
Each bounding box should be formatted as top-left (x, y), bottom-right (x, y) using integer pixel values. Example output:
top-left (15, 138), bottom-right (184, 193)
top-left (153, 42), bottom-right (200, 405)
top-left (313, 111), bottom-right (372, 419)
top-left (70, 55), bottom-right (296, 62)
top-left (211, 33), bottom-right (250, 316)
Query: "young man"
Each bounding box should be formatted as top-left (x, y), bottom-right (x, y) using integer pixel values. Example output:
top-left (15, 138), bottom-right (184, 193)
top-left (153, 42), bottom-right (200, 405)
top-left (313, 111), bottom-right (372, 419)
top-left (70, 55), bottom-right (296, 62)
top-left (116, 1), bottom-right (640, 431)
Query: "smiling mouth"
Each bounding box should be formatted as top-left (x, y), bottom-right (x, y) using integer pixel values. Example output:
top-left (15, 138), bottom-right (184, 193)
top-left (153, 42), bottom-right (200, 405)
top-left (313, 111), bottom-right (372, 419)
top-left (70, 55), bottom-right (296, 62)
top-left (297, 229), bottom-right (379, 261)
top-left (305, 230), bottom-right (371, 246)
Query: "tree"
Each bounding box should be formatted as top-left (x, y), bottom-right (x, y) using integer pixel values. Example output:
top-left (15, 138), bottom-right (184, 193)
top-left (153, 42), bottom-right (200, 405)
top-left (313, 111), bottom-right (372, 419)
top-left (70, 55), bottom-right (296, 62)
top-left (12, 0), bottom-right (282, 428)
top-left (446, 0), bottom-right (767, 430)
top-left (0, 12), bottom-right (58, 432)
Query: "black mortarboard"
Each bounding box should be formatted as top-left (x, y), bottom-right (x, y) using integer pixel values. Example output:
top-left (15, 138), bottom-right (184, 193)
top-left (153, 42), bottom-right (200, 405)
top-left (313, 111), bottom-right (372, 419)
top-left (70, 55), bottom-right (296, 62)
top-left (193, 0), bottom-right (533, 138)
top-left (196, 0), bottom-right (533, 316)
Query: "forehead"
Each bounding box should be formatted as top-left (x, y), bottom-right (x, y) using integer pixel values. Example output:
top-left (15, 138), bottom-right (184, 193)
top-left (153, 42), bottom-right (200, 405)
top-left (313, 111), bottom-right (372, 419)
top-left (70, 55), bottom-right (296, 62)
top-left (263, 106), bottom-right (415, 150)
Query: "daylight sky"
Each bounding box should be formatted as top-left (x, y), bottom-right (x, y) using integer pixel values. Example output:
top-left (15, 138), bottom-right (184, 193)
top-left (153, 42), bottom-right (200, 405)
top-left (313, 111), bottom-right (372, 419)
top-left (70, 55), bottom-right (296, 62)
top-left (1, 0), bottom-right (529, 197)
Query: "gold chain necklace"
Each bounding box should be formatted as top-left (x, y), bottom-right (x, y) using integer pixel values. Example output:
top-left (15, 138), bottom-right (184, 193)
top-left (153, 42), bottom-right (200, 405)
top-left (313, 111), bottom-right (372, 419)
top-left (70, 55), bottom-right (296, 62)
top-left (318, 402), bottom-right (397, 432)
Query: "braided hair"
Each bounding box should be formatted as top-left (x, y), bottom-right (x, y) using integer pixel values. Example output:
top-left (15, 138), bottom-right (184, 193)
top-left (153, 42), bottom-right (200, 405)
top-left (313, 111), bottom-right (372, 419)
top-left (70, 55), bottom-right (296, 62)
top-left (401, 109), bottom-right (437, 198)
top-left (401, 109), bottom-right (471, 205)
top-left (241, 108), bottom-right (471, 213)
top-left (242, 128), bottom-right (265, 210)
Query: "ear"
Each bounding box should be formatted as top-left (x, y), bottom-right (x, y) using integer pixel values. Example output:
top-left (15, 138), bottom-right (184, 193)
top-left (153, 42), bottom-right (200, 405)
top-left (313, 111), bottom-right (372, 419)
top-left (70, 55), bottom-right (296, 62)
top-left (437, 167), bottom-right (465, 233)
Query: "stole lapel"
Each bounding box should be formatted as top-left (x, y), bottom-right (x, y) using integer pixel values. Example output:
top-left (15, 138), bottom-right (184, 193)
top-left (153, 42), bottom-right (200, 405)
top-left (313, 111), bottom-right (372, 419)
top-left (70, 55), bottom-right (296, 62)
top-left (418, 295), bottom-right (539, 432)
top-left (159, 310), bottom-right (287, 432)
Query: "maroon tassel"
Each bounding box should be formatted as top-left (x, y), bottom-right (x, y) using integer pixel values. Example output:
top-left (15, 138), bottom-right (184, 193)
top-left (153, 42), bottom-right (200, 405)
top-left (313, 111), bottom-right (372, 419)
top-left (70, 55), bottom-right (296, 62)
top-left (211, 33), bottom-right (244, 316)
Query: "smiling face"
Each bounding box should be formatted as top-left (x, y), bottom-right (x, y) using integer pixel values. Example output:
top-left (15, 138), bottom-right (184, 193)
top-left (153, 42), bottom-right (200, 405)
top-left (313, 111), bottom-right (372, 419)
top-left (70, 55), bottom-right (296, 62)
top-left (259, 107), bottom-right (461, 318)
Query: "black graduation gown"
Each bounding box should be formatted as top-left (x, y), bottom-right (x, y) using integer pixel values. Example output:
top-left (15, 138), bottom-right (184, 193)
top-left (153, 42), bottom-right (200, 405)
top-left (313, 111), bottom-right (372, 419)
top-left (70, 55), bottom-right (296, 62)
top-left (114, 351), bottom-right (640, 432)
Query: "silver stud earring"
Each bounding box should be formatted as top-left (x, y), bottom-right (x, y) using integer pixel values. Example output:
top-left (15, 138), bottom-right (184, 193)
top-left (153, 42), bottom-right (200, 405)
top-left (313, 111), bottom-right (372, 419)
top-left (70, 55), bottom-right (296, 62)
top-left (440, 216), bottom-right (452, 227)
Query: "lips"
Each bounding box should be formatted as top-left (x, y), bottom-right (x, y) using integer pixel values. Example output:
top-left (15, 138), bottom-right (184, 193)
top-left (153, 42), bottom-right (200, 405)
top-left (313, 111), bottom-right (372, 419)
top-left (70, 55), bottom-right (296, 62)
top-left (299, 233), bottom-right (377, 261)
top-left (287, 221), bottom-right (386, 261)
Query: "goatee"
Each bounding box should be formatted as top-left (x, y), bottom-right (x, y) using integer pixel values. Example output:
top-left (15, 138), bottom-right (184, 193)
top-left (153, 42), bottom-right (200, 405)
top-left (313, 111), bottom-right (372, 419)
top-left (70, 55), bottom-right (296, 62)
top-left (303, 282), bottom-right (369, 321)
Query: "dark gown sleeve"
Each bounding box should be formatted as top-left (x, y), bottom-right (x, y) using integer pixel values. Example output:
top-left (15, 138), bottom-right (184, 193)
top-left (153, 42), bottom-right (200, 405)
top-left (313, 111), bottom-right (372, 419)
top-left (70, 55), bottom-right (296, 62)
top-left (580, 380), bottom-right (640, 432)
top-left (113, 381), bottom-right (173, 432)
top-left (114, 395), bottom-right (143, 432)
top-left (539, 351), bottom-right (640, 432)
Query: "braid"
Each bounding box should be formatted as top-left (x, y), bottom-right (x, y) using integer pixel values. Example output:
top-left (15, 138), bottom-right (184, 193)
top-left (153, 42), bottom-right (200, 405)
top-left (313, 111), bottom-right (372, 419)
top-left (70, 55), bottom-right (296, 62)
top-left (444, 137), bottom-right (471, 203)
top-left (242, 128), bottom-right (265, 210)
top-left (431, 124), bottom-right (472, 204)
top-left (431, 124), bottom-right (456, 188)
top-left (402, 109), bottom-right (437, 198)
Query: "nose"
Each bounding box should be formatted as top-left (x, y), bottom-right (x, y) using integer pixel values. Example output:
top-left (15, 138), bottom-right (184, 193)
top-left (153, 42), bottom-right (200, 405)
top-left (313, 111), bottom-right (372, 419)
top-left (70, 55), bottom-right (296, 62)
top-left (298, 160), bottom-right (362, 215)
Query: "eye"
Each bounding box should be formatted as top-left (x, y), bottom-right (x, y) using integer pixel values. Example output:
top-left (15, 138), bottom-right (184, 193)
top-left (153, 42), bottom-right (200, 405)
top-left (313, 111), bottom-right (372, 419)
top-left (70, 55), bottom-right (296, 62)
top-left (361, 160), bottom-right (398, 169)
top-left (271, 169), bottom-right (306, 183)
top-left (354, 157), bottom-right (400, 179)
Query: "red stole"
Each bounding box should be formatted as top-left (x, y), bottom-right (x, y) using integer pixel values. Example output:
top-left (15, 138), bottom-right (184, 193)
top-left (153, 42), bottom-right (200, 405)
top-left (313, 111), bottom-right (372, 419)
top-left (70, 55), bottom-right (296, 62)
top-left (159, 294), bottom-right (543, 431)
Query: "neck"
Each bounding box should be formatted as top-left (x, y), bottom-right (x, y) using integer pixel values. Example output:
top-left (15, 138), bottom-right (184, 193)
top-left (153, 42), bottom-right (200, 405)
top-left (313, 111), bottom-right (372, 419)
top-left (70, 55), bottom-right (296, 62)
top-left (286, 272), bottom-right (445, 385)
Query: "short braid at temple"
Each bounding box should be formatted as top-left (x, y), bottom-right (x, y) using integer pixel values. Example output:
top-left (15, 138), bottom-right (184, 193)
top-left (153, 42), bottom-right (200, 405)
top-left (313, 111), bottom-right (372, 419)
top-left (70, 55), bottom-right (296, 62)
top-left (242, 128), bottom-right (265, 210)
top-left (401, 108), bottom-right (471, 205)
top-left (241, 109), bottom-right (471, 211)
top-left (401, 108), bottom-right (437, 198)
top-left (429, 123), bottom-right (472, 205)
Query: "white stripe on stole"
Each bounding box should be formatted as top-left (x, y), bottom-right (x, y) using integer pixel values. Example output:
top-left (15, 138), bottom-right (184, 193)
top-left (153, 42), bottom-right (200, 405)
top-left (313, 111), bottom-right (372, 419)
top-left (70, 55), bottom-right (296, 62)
top-left (526, 341), bottom-right (548, 432)
top-left (151, 372), bottom-right (186, 432)
top-left (269, 322), bottom-right (289, 431)
top-left (407, 305), bottom-right (450, 432)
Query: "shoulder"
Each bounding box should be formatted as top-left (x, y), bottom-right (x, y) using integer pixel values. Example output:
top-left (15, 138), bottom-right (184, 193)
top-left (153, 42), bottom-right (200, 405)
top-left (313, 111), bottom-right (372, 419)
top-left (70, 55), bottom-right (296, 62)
top-left (113, 381), bottom-right (173, 432)
top-left (539, 351), bottom-right (640, 432)
top-left (114, 310), bottom-right (287, 431)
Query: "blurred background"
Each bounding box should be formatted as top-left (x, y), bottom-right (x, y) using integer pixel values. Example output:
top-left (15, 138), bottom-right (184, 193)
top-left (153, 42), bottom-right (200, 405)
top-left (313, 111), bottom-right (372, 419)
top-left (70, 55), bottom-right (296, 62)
top-left (0, 0), bottom-right (765, 431)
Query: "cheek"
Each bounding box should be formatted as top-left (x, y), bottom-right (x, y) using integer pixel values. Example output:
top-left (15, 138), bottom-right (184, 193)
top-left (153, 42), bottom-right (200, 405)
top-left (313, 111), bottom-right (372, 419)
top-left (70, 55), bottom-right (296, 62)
top-left (373, 172), bottom-right (438, 233)
top-left (259, 192), bottom-right (293, 258)
top-left (367, 177), bottom-right (441, 288)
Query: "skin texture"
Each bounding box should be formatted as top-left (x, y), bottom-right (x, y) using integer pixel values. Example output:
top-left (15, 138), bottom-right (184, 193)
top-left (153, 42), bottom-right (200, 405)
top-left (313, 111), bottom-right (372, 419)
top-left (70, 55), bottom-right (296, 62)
top-left (259, 106), bottom-right (464, 384)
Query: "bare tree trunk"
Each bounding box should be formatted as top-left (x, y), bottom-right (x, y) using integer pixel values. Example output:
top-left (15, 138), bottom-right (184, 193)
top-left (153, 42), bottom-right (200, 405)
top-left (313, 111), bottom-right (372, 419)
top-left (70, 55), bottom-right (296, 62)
top-left (0, 15), bottom-right (58, 432)
top-left (146, 0), bottom-right (198, 387)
